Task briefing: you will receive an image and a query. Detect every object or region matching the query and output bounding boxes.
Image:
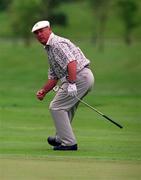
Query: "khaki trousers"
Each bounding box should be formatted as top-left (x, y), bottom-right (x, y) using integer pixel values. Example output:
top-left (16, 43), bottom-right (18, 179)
top-left (49, 68), bottom-right (94, 146)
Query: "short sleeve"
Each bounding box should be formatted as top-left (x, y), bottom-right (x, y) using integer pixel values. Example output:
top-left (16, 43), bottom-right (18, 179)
top-left (52, 42), bottom-right (76, 70)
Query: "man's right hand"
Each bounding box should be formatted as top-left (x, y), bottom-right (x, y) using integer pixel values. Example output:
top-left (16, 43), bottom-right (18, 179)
top-left (36, 89), bottom-right (46, 101)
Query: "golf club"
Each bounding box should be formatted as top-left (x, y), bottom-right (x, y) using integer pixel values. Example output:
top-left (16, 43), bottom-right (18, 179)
top-left (53, 85), bottom-right (123, 129)
top-left (76, 96), bottom-right (123, 129)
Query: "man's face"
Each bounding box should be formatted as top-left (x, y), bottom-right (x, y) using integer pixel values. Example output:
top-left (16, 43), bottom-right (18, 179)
top-left (34, 27), bottom-right (52, 45)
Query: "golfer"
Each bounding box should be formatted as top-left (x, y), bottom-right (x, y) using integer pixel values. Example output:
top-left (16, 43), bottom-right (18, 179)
top-left (31, 20), bottom-right (94, 150)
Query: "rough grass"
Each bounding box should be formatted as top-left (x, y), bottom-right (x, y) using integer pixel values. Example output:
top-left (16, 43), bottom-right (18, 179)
top-left (1, 158), bottom-right (141, 180)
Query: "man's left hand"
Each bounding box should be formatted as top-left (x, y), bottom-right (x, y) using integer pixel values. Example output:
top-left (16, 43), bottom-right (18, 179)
top-left (67, 83), bottom-right (77, 97)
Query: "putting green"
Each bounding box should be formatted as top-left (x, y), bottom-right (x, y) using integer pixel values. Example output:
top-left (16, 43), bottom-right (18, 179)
top-left (1, 158), bottom-right (141, 180)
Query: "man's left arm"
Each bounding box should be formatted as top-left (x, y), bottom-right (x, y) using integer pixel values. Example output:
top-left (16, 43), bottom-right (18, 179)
top-left (67, 60), bottom-right (77, 97)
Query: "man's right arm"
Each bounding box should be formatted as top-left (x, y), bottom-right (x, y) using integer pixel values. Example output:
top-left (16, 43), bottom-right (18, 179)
top-left (36, 79), bottom-right (58, 100)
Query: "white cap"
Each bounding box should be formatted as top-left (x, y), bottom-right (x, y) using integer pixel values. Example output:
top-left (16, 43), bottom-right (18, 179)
top-left (31, 20), bottom-right (50, 33)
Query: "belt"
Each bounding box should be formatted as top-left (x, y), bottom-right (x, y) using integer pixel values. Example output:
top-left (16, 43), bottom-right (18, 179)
top-left (84, 64), bottom-right (90, 68)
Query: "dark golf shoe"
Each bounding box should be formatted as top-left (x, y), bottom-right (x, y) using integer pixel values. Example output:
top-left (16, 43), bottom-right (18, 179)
top-left (47, 136), bottom-right (61, 146)
top-left (53, 144), bottom-right (78, 151)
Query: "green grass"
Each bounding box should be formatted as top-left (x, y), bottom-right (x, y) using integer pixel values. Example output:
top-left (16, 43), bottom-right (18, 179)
top-left (0, 39), bottom-right (141, 179)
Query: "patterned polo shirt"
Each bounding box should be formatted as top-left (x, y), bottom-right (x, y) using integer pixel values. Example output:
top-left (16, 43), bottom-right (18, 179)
top-left (44, 33), bottom-right (90, 79)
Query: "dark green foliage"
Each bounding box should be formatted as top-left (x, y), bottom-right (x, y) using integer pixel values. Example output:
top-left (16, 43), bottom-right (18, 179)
top-left (117, 0), bottom-right (139, 44)
top-left (9, 0), bottom-right (42, 45)
top-left (90, 0), bottom-right (107, 9)
top-left (89, 0), bottom-right (112, 51)
top-left (1, 0), bottom-right (141, 45)
top-left (8, 0), bottom-right (69, 45)
top-left (40, 0), bottom-right (68, 26)
top-left (48, 12), bottom-right (67, 26)
top-left (0, 0), bottom-right (12, 11)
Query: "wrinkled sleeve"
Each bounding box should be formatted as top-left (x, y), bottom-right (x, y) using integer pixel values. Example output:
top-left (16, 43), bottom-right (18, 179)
top-left (53, 42), bottom-right (76, 70)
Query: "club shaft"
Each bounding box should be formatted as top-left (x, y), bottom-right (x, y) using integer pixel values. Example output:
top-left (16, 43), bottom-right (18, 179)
top-left (76, 96), bottom-right (123, 129)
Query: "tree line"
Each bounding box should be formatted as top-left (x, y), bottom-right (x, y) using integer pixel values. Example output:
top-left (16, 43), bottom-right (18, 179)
top-left (0, 0), bottom-right (140, 48)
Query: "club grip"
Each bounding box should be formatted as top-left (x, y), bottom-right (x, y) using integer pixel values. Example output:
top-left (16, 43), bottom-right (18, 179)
top-left (103, 115), bottom-right (123, 129)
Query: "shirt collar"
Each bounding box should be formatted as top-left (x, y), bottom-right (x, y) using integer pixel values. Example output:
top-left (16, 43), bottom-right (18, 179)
top-left (46, 32), bottom-right (55, 46)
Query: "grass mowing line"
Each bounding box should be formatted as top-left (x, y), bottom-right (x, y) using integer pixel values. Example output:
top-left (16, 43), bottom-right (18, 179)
top-left (1, 157), bottom-right (141, 164)
top-left (1, 154), bottom-right (141, 162)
